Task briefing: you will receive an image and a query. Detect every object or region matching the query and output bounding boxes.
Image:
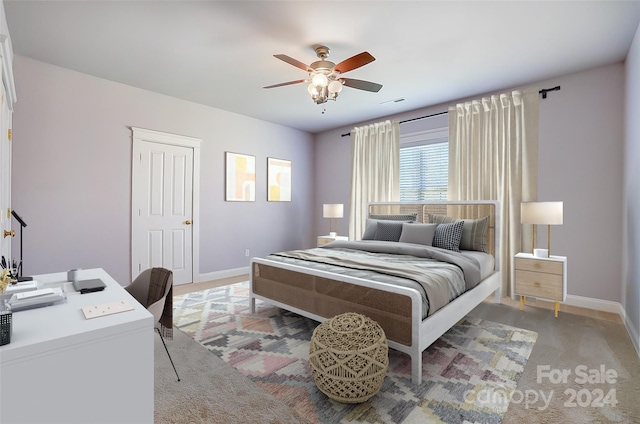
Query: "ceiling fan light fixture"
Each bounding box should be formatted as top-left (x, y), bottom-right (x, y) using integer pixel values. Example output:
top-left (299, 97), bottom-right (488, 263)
top-left (328, 80), bottom-right (343, 94)
top-left (265, 45), bottom-right (381, 107)
top-left (311, 73), bottom-right (328, 87)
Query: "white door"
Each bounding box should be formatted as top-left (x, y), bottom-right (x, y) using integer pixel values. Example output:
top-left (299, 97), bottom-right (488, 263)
top-left (0, 80), bottom-right (12, 264)
top-left (131, 128), bottom-right (201, 285)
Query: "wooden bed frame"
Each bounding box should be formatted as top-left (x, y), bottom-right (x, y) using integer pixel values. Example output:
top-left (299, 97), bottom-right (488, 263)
top-left (250, 201), bottom-right (501, 385)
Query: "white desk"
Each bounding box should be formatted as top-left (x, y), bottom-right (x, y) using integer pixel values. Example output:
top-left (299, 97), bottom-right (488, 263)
top-left (0, 268), bottom-right (154, 424)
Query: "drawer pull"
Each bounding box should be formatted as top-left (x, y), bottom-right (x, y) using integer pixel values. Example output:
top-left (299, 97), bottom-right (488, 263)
top-left (534, 282), bottom-right (541, 287)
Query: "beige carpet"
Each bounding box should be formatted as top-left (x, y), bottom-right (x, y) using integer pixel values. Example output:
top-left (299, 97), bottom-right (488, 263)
top-left (470, 299), bottom-right (640, 423)
top-left (155, 283), bottom-right (640, 423)
top-left (154, 329), bottom-right (307, 424)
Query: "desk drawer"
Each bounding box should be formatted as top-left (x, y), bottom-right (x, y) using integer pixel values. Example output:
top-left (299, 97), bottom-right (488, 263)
top-left (515, 258), bottom-right (563, 275)
top-left (515, 270), bottom-right (563, 300)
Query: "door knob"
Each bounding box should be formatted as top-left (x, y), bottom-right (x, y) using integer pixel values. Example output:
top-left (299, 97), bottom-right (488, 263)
top-left (185, 220), bottom-right (192, 225)
top-left (3, 230), bottom-right (15, 238)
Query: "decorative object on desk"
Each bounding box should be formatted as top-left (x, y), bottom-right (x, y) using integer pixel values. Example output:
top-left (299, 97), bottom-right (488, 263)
top-left (0, 269), bottom-right (13, 345)
top-left (67, 268), bottom-right (82, 283)
top-left (10, 210), bottom-right (33, 282)
top-left (323, 203), bottom-right (344, 237)
top-left (267, 157), bottom-right (292, 202)
top-left (82, 300), bottom-right (134, 319)
top-left (225, 152), bottom-right (256, 202)
top-left (0, 256), bottom-right (15, 282)
top-left (0, 269), bottom-right (12, 296)
top-left (521, 201), bottom-right (563, 257)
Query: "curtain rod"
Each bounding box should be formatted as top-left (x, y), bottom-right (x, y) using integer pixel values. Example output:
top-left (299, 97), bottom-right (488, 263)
top-left (340, 111), bottom-right (448, 137)
top-left (340, 85), bottom-right (560, 138)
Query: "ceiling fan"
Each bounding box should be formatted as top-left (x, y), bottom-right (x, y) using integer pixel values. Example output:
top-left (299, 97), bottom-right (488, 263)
top-left (264, 45), bottom-right (383, 104)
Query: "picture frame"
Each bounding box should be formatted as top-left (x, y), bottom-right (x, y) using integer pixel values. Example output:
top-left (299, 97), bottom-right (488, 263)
top-left (225, 152), bottom-right (256, 202)
top-left (267, 157), bottom-right (292, 202)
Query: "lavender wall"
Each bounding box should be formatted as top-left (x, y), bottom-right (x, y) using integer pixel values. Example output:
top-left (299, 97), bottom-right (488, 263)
top-left (314, 63), bottom-right (625, 303)
top-left (623, 22), bottom-right (640, 351)
top-left (11, 55), bottom-right (314, 285)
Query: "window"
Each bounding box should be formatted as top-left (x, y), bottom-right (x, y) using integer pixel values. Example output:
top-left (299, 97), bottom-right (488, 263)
top-left (399, 129), bottom-right (448, 201)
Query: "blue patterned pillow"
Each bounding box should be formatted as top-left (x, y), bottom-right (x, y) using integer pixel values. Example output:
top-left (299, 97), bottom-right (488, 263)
top-left (374, 221), bottom-right (404, 242)
top-left (432, 221), bottom-right (464, 252)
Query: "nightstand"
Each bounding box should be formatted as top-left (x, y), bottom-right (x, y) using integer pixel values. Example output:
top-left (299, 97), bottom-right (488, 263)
top-left (317, 235), bottom-right (348, 247)
top-left (514, 252), bottom-right (567, 317)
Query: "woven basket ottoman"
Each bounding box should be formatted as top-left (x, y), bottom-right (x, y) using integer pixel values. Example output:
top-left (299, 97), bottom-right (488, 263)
top-left (308, 312), bottom-right (388, 403)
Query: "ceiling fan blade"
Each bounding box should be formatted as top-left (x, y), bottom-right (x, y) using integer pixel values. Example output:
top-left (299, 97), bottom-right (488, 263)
top-left (274, 54), bottom-right (312, 72)
top-left (263, 79), bottom-right (307, 89)
top-left (334, 52), bottom-right (375, 74)
top-left (341, 78), bottom-right (383, 93)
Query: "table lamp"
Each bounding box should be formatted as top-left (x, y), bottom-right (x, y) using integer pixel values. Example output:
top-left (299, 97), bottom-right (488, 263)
top-left (323, 204), bottom-right (343, 237)
top-left (10, 210), bottom-right (32, 282)
top-left (521, 201), bottom-right (563, 257)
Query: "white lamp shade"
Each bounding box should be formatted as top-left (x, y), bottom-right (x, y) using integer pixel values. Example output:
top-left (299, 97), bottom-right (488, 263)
top-left (328, 80), bottom-right (343, 93)
top-left (323, 204), bottom-right (344, 218)
top-left (521, 201), bottom-right (563, 225)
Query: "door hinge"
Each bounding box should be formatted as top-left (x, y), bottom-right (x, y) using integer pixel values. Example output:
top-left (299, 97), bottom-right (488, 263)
top-left (7, 129), bottom-right (11, 141)
top-left (6, 208), bottom-right (10, 219)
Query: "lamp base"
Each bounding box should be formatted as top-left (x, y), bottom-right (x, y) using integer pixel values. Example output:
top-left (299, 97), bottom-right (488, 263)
top-left (534, 248), bottom-right (549, 258)
top-left (329, 232), bottom-right (337, 238)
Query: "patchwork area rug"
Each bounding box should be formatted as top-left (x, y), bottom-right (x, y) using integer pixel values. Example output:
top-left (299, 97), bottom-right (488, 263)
top-left (174, 282), bottom-right (537, 424)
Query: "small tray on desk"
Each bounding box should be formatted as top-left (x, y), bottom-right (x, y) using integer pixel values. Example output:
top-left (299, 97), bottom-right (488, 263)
top-left (8, 287), bottom-right (66, 311)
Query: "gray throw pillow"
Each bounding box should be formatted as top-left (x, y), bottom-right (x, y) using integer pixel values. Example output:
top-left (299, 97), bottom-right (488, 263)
top-left (432, 221), bottom-right (464, 252)
top-left (374, 221), bottom-right (404, 242)
top-left (399, 223), bottom-right (438, 246)
top-left (361, 219), bottom-right (379, 240)
top-left (429, 214), bottom-right (489, 252)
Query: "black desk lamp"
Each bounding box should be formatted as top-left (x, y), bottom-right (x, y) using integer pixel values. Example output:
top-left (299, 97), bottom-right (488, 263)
top-left (11, 210), bottom-right (32, 282)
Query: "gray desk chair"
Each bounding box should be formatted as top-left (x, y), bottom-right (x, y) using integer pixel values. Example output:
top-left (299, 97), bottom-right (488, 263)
top-left (126, 267), bottom-right (180, 381)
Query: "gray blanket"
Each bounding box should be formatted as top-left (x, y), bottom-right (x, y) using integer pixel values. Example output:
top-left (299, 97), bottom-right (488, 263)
top-left (272, 240), bottom-right (482, 316)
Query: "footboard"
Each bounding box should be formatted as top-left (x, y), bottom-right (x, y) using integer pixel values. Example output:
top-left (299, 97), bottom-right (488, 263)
top-left (251, 259), bottom-right (421, 347)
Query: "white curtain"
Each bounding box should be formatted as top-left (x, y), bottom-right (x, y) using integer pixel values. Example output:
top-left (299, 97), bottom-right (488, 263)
top-left (349, 120), bottom-right (400, 240)
top-left (448, 89), bottom-right (539, 296)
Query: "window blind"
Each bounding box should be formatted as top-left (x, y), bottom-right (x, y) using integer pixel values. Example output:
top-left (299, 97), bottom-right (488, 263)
top-left (399, 141), bottom-right (448, 201)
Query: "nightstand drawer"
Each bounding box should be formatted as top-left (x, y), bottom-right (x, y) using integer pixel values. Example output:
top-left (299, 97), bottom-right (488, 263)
top-left (515, 257), bottom-right (563, 275)
top-left (515, 270), bottom-right (563, 300)
top-left (317, 237), bottom-right (333, 247)
top-left (317, 235), bottom-right (348, 247)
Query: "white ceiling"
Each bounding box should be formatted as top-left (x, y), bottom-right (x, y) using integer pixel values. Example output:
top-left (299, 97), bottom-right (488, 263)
top-left (4, 1), bottom-right (640, 134)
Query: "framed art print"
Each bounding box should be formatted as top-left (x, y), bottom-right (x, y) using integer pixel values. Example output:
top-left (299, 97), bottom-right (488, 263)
top-left (225, 152), bottom-right (256, 201)
top-left (267, 157), bottom-right (291, 202)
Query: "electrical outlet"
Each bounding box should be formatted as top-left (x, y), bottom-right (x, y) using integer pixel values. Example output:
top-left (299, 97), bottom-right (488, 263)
top-left (244, 249), bottom-right (250, 257)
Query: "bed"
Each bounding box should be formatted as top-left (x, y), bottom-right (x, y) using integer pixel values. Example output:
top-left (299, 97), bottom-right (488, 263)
top-left (250, 201), bottom-right (501, 385)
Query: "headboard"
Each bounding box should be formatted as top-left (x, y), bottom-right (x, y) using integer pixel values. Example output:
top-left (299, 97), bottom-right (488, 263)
top-left (367, 201), bottom-right (499, 260)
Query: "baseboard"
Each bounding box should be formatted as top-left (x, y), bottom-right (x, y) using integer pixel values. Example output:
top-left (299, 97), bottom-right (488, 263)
top-left (624, 311), bottom-right (640, 359)
top-left (198, 266), bottom-right (249, 283)
top-left (565, 294), bottom-right (624, 316)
